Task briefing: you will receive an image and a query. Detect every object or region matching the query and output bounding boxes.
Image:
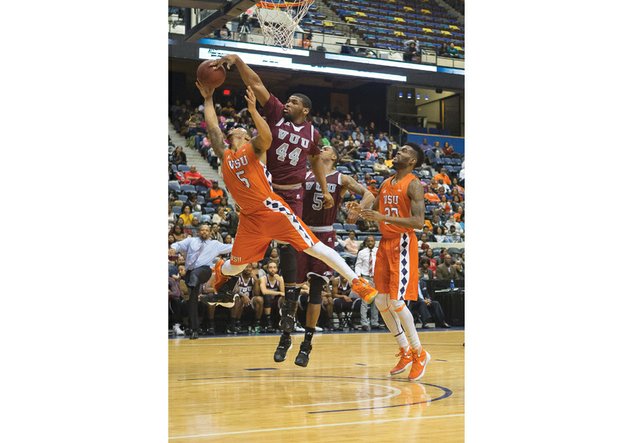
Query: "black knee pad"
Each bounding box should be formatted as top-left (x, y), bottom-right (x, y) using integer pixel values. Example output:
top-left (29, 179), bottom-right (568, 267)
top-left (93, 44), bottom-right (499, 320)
top-left (278, 244), bottom-right (298, 283)
top-left (309, 275), bottom-right (324, 305)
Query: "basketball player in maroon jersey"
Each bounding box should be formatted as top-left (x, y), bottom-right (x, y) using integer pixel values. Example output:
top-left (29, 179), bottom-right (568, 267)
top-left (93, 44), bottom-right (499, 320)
top-left (293, 145), bottom-right (375, 366)
top-left (209, 54), bottom-right (334, 361)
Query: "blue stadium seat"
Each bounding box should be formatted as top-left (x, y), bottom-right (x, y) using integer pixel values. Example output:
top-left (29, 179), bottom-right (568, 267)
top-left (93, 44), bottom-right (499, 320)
top-left (204, 207), bottom-right (216, 214)
top-left (168, 181), bottom-right (181, 192)
top-left (177, 194), bottom-right (188, 202)
top-left (170, 164), bottom-right (178, 172)
top-left (333, 223), bottom-right (344, 231)
top-left (181, 184), bottom-right (196, 193)
top-left (200, 214), bottom-right (211, 223)
top-left (343, 224), bottom-right (358, 231)
top-left (197, 195), bottom-right (205, 205)
top-left (337, 166), bottom-right (350, 174)
top-left (196, 185), bottom-right (209, 194)
top-left (178, 165), bottom-right (190, 172)
top-left (172, 206), bottom-right (182, 215)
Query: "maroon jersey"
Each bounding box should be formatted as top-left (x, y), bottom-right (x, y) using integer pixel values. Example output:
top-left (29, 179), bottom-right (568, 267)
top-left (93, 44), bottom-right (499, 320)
top-left (302, 170), bottom-right (343, 227)
top-left (262, 94), bottom-right (321, 185)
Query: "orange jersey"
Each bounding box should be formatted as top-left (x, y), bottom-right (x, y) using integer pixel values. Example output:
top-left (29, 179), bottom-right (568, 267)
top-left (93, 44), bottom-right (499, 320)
top-left (222, 143), bottom-right (273, 213)
top-left (378, 173), bottom-right (418, 238)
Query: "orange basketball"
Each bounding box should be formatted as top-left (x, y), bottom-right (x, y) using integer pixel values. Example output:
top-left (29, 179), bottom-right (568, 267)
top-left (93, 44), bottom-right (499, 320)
top-left (197, 61), bottom-right (227, 88)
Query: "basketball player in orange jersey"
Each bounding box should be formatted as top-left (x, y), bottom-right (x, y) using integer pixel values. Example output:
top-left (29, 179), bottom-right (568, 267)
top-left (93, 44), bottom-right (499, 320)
top-left (195, 81), bottom-right (377, 362)
top-left (360, 144), bottom-right (431, 381)
top-left (209, 54), bottom-right (333, 358)
top-left (293, 145), bottom-right (375, 367)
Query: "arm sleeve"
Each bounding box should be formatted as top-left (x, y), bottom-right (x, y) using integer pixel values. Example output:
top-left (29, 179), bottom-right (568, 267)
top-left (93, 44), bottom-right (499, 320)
top-left (262, 94), bottom-right (284, 125)
top-left (171, 238), bottom-right (190, 253)
top-left (218, 242), bottom-right (234, 256)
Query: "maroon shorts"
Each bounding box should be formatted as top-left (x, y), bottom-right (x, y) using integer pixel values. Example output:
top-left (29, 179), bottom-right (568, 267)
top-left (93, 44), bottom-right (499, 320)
top-left (273, 186), bottom-right (305, 217)
top-left (296, 229), bottom-right (337, 283)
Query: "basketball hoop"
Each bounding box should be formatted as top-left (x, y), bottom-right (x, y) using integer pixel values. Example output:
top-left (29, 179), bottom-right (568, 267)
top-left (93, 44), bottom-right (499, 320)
top-left (255, 0), bottom-right (314, 49)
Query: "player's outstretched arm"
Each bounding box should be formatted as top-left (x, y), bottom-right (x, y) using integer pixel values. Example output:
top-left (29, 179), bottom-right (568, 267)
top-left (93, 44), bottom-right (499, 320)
top-left (245, 87), bottom-right (272, 152)
top-left (360, 181), bottom-right (425, 229)
top-left (209, 54), bottom-right (270, 106)
top-left (309, 154), bottom-right (334, 209)
top-left (196, 80), bottom-right (226, 159)
top-left (342, 175), bottom-right (375, 223)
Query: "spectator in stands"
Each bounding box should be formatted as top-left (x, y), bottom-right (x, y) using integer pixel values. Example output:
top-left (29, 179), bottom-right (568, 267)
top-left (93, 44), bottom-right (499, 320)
top-left (262, 247), bottom-right (280, 273)
top-left (373, 156), bottom-right (391, 178)
top-left (423, 249), bottom-right (438, 273)
top-left (342, 231), bottom-right (360, 256)
top-left (183, 165), bottom-right (213, 189)
top-left (454, 205), bottom-right (465, 223)
top-left (364, 173), bottom-right (379, 197)
top-left (169, 266), bottom-right (186, 335)
top-left (445, 215), bottom-right (464, 235)
top-left (434, 226), bottom-right (449, 243)
top-left (207, 180), bottom-right (227, 206)
top-left (447, 42), bottom-right (459, 57)
top-left (216, 25), bottom-right (231, 39)
top-left (436, 254), bottom-right (458, 280)
top-left (211, 206), bottom-right (226, 225)
top-left (168, 204), bottom-right (177, 224)
top-left (210, 223), bottom-right (224, 243)
top-left (403, 38), bottom-right (419, 62)
top-left (341, 38), bottom-right (356, 55)
top-left (424, 188), bottom-right (440, 203)
top-left (179, 204), bottom-right (195, 227)
top-left (447, 225), bottom-right (463, 242)
top-left (171, 224), bottom-right (187, 242)
top-left (354, 236), bottom-right (380, 331)
top-left (365, 145), bottom-right (379, 161)
top-left (387, 136), bottom-right (399, 159)
top-left (352, 127), bottom-right (365, 144)
top-left (188, 217), bottom-right (202, 237)
top-left (443, 141), bottom-right (456, 157)
top-left (221, 205), bottom-right (239, 237)
top-left (411, 280), bottom-right (450, 328)
top-left (223, 234), bottom-right (233, 245)
top-left (168, 234), bottom-right (176, 248)
top-left (434, 167), bottom-right (452, 185)
top-left (453, 260), bottom-right (465, 279)
top-left (374, 132), bottom-right (388, 154)
top-left (439, 43), bottom-right (449, 57)
top-left (171, 146), bottom-right (187, 165)
top-left (187, 194), bottom-right (201, 213)
top-left (302, 32), bottom-right (313, 49)
top-left (419, 258), bottom-right (435, 281)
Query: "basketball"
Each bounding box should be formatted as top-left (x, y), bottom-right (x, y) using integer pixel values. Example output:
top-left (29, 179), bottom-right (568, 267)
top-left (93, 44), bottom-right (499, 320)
top-left (197, 61), bottom-right (226, 88)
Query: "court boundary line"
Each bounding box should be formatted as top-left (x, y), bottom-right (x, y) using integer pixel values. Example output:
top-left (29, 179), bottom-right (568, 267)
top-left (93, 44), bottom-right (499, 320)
top-left (168, 413), bottom-right (464, 439)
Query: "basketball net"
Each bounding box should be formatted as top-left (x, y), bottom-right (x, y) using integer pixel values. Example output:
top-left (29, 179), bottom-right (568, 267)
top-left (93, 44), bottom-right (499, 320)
top-left (255, 0), bottom-right (314, 49)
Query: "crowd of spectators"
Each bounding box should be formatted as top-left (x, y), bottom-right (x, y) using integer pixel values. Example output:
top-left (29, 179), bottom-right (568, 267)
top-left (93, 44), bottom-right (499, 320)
top-left (168, 97), bottom-right (465, 336)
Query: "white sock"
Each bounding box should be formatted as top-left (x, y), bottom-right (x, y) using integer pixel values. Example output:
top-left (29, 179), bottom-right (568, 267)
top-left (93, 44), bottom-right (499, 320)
top-left (392, 299), bottom-right (421, 351)
top-left (375, 293), bottom-right (409, 349)
top-left (221, 261), bottom-right (246, 276)
top-left (305, 242), bottom-right (357, 282)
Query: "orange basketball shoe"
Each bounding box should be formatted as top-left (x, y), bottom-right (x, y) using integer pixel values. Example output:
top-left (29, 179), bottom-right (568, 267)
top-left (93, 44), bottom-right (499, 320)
top-left (212, 259), bottom-right (230, 292)
top-left (352, 277), bottom-right (378, 304)
top-left (408, 347), bottom-right (431, 381)
top-left (390, 347), bottom-right (414, 376)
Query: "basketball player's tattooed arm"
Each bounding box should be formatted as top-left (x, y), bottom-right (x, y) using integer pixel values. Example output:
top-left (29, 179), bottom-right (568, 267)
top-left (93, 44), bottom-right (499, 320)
top-left (309, 154), bottom-right (335, 208)
top-left (209, 54), bottom-right (270, 106)
top-left (195, 80), bottom-right (226, 159)
top-left (341, 175), bottom-right (375, 222)
top-left (244, 87), bottom-right (272, 153)
top-left (360, 181), bottom-right (425, 229)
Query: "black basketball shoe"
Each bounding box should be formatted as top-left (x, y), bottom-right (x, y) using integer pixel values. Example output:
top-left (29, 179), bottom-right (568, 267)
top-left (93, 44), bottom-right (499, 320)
top-left (273, 334), bottom-right (292, 362)
top-left (294, 340), bottom-right (313, 367)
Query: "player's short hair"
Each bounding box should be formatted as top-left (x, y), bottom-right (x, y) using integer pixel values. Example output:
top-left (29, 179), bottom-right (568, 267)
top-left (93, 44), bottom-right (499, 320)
top-left (292, 93), bottom-right (312, 110)
top-left (323, 144), bottom-right (339, 164)
top-left (409, 143), bottom-right (425, 169)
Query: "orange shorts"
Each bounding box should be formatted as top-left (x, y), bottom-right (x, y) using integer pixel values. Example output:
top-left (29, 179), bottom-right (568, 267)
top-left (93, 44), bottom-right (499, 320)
top-left (230, 194), bottom-right (319, 265)
top-left (373, 232), bottom-right (419, 301)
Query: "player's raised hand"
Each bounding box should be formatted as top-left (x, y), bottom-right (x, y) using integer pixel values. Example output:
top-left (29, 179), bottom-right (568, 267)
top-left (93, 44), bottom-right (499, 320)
top-left (195, 81), bottom-right (214, 100)
top-left (345, 201), bottom-right (361, 223)
top-left (209, 54), bottom-right (237, 71)
top-left (360, 209), bottom-right (384, 222)
top-left (322, 193), bottom-right (334, 209)
top-left (244, 87), bottom-right (257, 112)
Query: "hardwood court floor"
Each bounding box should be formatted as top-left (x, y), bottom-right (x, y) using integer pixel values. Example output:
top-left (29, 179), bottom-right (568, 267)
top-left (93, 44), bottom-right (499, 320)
top-left (169, 330), bottom-right (464, 442)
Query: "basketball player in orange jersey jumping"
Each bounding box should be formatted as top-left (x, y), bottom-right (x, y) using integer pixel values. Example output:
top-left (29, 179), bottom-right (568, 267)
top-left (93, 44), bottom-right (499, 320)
top-left (360, 144), bottom-right (431, 381)
top-left (209, 54), bottom-right (334, 361)
top-left (195, 81), bottom-right (377, 362)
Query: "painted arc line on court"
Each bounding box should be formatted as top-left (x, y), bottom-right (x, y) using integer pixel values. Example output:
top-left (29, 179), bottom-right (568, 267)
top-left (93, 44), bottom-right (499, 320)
top-left (286, 382), bottom-right (402, 408)
top-left (309, 382), bottom-right (453, 414)
top-left (168, 413), bottom-right (465, 439)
